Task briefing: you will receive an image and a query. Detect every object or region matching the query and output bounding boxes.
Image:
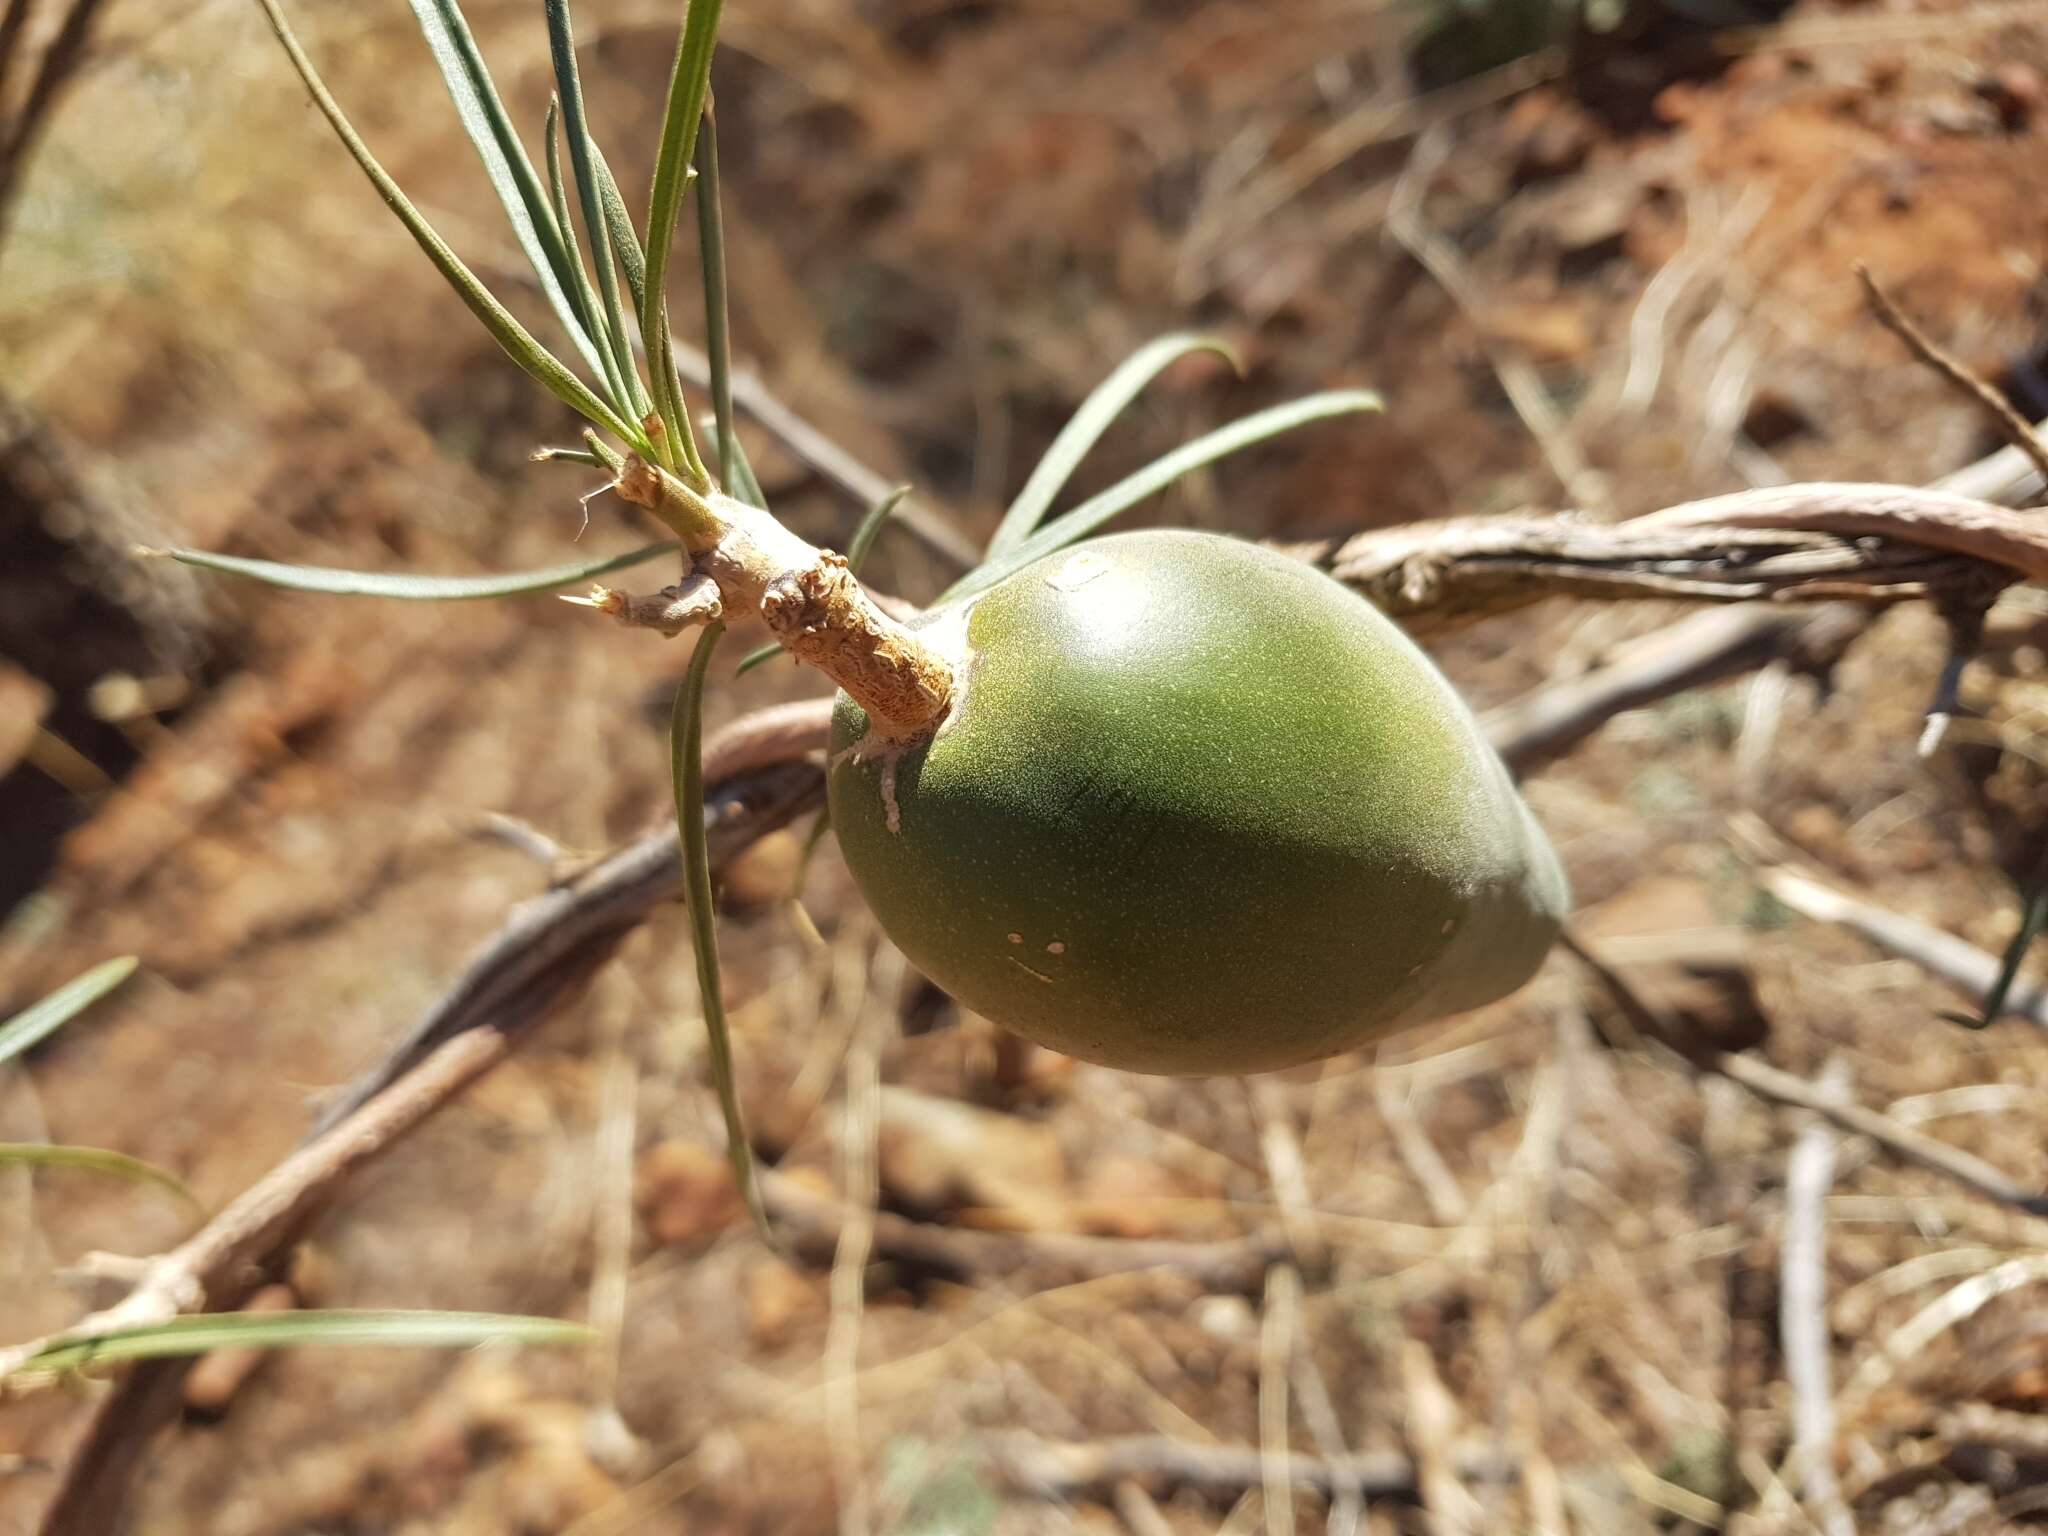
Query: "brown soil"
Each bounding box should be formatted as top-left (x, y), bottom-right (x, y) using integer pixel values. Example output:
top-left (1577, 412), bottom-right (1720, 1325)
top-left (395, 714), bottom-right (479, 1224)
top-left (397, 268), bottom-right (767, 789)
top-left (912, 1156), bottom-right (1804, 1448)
top-left (5, 2), bottom-right (2048, 1532)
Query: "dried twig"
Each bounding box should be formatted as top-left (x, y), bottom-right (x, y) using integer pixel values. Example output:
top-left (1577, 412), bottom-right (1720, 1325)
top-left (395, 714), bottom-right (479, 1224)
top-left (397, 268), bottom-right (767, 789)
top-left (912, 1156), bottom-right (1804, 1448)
top-left (1835, 1253), bottom-right (2048, 1428)
top-left (22, 1020), bottom-right (563, 1535)
top-left (1111, 1479), bottom-right (1178, 1536)
top-left (1756, 864), bottom-right (2048, 1031)
top-left (1718, 1052), bottom-right (2048, 1217)
top-left (1855, 263), bottom-right (2048, 496)
top-left (1402, 1340), bottom-right (1484, 1536)
top-left (309, 709), bottom-right (833, 1132)
top-left (0, 0), bottom-right (111, 244)
top-left (1481, 605), bottom-right (1859, 774)
top-left (761, 1174), bottom-right (1292, 1296)
top-left (1373, 1068), bottom-right (1469, 1225)
top-left (981, 1431), bottom-right (1516, 1505)
top-left (1562, 930), bottom-right (2048, 1217)
top-left (1312, 482), bottom-right (2033, 634)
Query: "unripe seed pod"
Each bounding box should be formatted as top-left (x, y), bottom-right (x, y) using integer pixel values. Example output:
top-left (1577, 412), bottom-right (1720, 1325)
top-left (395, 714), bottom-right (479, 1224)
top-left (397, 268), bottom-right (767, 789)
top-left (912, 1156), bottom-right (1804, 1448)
top-left (827, 530), bottom-right (1567, 1074)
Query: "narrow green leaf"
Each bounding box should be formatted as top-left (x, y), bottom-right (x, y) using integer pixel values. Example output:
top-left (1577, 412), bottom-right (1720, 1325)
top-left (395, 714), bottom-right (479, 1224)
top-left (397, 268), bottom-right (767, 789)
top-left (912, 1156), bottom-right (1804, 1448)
top-left (732, 639), bottom-right (784, 678)
top-left (543, 0), bottom-right (652, 426)
top-left (155, 542), bottom-right (677, 600)
top-left (544, 97), bottom-right (633, 414)
top-left (405, 0), bottom-right (607, 382)
top-left (670, 622), bottom-right (768, 1238)
top-left (734, 485), bottom-right (909, 676)
top-left (590, 138), bottom-right (711, 486)
top-left (0, 1144), bottom-right (195, 1206)
top-left (693, 111), bottom-right (761, 507)
top-left (792, 804), bottom-right (835, 890)
top-left (590, 136), bottom-right (648, 318)
top-left (0, 956), bottom-right (137, 1068)
top-left (532, 445), bottom-right (603, 466)
top-left (985, 333), bottom-right (1241, 561)
top-left (847, 484), bottom-right (913, 571)
top-left (16, 1309), bottom-right (594, 1377)
top-left (643, 0), bottom-right (726, 481)
top-left (942, 389), bottom-right (1384, 603)
top-left (254, 0), bottom-right (642, 449)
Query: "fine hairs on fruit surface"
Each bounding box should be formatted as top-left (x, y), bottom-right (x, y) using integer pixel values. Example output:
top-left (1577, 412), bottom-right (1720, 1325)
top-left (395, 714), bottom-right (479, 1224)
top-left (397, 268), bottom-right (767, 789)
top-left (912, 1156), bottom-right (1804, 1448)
top-left (828, 529), bottom-right (1570, 1075)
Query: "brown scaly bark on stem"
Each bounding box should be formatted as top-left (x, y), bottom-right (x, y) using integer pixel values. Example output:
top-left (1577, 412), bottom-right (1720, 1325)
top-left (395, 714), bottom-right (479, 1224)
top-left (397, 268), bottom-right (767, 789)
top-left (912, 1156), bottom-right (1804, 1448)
top-left (614, 454), bottom-right (954, 740)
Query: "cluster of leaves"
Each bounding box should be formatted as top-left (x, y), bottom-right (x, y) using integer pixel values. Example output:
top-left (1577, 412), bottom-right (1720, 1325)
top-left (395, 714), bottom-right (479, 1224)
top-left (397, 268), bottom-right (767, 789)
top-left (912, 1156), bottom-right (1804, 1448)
top-left (1, 959), bottom-right (587, 1385)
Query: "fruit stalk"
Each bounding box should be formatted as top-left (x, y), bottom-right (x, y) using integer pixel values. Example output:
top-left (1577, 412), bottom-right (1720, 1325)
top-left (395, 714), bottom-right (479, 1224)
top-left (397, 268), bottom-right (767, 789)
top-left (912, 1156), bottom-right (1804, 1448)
top-left (614, 454), bottom-right (954, 739)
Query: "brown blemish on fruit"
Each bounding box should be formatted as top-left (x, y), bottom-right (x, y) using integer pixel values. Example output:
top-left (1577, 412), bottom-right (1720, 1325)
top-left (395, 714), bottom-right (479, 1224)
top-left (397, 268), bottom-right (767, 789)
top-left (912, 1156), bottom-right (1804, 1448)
top-left (1046, 940), bottom-right (1066, 954)
top-left (1006, 932), bottom-right (1023, 944)
top-left (879, 756), bottom-right (902, 834)
top-left (1005, 956), bottom-right (1054, 984)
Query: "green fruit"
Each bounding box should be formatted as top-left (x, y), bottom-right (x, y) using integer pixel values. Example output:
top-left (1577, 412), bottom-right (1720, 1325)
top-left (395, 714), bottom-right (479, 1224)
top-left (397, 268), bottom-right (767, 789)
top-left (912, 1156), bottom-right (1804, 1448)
top-left (827, 529), bottom-right (1567, 1074)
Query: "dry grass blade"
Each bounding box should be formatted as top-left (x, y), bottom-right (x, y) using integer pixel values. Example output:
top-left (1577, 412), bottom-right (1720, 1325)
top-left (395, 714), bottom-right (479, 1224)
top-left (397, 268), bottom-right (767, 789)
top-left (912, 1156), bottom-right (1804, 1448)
top-left (826, 998), bottom-right (885, 1536)
top-left (1835, 1254), bottom-right (2048, 1428)
top-left (1778, 1064), bottom-right (1855, 1536)
top-left (1259, 1263), bottom-right (1301, 1536)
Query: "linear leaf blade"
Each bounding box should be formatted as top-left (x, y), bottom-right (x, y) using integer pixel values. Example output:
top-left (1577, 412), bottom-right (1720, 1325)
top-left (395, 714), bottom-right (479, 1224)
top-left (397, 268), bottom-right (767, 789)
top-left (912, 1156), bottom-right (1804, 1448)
top-left (670, 623), bottom-right (767, 1237)
top-left (543, 96), bottom-right (623, 404)
top-left (0, 956), bottom-right (137, 1068)
top-left (156, 542), bottom-right (678, 600)
top-left (985, 333), bottom-right (1241, 560)
top-left (0, 1144), bottom-right (195, 1206)
top-left (405, 0), bottom-right (606, 382)
top-left (642, 0), bottom-right (725, 478)
top-left (943, 389), bottom-right (1384, 603)
top-left (15, 1309), bottom-right (594, 1377)
top-left (255, 0), bottom-right (642, 448)
top-left (543, 0), bottom-right (651, 423)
